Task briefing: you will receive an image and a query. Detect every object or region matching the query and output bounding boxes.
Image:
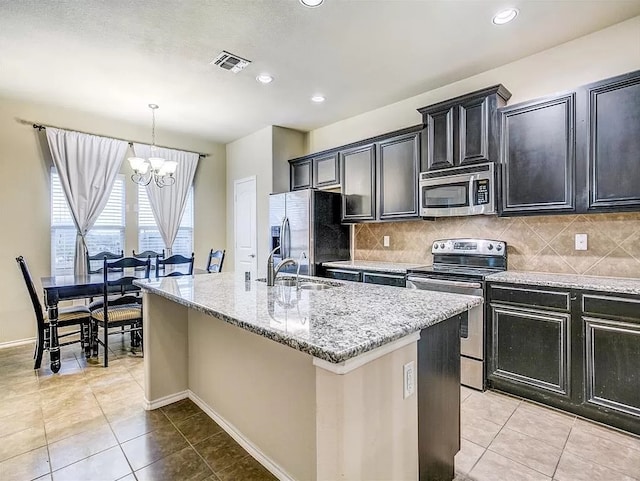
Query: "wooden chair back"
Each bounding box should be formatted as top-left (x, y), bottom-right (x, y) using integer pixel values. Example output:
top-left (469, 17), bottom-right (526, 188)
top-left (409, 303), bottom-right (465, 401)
top-left (206, 249), bottom-right (226, 273)
top-left (155, 253), bottom-right (195, 278)
top-left (87, 250), bottom-right (124, 274)
top-left (15, 256), bottom-right (46, 335)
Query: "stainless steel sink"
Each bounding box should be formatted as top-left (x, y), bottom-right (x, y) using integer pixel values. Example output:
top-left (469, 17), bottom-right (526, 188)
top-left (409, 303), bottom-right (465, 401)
top-left (299, 282), bottom-right (332, 291)
top-left (274, 278), bottom-right (298, 287)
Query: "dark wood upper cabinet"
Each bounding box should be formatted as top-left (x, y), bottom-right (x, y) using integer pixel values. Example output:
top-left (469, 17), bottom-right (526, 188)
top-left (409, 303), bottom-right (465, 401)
top-left (418, 85), bottom-right (511, 172)
top-left (290, 159), bottom-right (311, 191)
top-left (424, 106), bottom-right (455, 170)
top-left (341, 144), bottom-right (376, 221)
top-left (578, 71), bottom-right (640, 212)
top-left (313, 152), bottom-right (340, 188)
top-left (378, 132), bottom-right (420, 220)
top-left (500, 93), bottom-right (576, 215)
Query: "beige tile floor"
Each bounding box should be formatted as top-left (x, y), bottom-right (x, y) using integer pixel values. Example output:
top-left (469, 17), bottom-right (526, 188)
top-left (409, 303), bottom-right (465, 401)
top-left (1, 340), bottom-right (640, 481)
top-left (455, 386), bottom-right (640, 481)
top-left (0, 339), bottom-right (276, 481)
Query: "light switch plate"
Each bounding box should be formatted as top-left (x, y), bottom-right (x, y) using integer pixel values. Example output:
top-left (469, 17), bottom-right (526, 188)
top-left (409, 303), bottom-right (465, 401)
top-left (383, 235), bottom-right (390, 247)
top-left (575, 233), bottom-right (588, 251)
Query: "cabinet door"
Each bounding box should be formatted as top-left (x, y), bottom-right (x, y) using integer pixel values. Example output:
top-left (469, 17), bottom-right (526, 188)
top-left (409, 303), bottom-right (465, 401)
top-left (290, 160), bottom-right (312, 191)
top-left (489, 304), bottom-right (571, 396)
top-left (459, 96), bottom-right (489, 165)
top-left (313, 153), bottom-right (340, 188)
top-left (581, 294), bottom-right (640, 419)
top-left (581, 72), bottom-right (640, 211)
top-left (341, 144), bottom-right (376, 221)
top-left (378, 132), bottom-right (420, 219)
top-left (500, 94), bottom-right (576, 215)
top-left (425, 106), bottom-right (455, 170)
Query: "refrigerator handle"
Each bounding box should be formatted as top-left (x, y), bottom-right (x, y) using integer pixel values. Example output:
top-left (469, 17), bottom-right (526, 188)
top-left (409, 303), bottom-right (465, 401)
top-left (279, 217), bottom-right (286, 256)
top-left (284, 217), bottom-right (291, 258)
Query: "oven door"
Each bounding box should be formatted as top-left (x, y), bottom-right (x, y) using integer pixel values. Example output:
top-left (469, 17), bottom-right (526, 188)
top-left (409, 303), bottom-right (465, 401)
top-left (406, 275), bottom-right (484, 360)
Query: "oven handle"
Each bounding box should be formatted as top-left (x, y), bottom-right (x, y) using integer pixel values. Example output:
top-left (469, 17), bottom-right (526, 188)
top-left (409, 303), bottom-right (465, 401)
top-left (406, 276), bottom-right (482, 290)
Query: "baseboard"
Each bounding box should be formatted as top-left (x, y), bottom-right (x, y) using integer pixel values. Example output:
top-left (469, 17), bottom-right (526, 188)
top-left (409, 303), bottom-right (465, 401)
top-left (0, 337), bottom-right (35, 349)
top-left (143, 390), bottom-right (189, 410)
top-left (188, 390), bottom-right (295, 481)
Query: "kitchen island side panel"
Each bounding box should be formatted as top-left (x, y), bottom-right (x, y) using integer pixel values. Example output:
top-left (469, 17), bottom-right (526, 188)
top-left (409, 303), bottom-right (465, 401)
top-left (187, 308), bottom-right (318, 481)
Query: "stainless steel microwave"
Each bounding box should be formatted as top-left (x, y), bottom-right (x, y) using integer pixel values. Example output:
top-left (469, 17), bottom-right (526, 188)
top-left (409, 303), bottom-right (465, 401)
top-left (419, 163), bottom-right (496, 217)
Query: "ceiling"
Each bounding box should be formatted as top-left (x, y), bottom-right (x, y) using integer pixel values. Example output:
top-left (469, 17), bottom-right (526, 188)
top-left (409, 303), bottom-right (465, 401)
top-left (1, 0), bottom-right (639, 144)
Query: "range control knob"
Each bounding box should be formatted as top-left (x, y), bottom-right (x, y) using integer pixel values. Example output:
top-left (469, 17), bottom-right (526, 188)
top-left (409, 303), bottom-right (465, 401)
top-left (440, 243), bottom-right (445, 249)
top-left (496, 244), bottom-right (503, 251)
top-left (433, 243), bottom-right (439, 250)
top-left (488, 243), bottom-right (494, 251)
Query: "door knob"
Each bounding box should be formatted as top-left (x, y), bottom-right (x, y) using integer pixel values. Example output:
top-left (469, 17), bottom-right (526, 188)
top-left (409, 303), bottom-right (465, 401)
top-left (249, 254), bottom-right (256, 258)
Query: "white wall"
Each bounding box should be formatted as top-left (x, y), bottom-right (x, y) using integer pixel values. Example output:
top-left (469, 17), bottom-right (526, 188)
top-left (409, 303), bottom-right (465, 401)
top-left (0, 95), bottom-right (225, 344)
top-left (225, 126), bottom-right (273, 277)
top-left (308, 15), bottom-right (640, 153)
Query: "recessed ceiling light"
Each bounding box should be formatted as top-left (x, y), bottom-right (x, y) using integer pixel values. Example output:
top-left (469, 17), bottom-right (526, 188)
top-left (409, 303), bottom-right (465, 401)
top-left (492, 8), bottom-right (519, 25)
top-left (311, 95), bottom-right (325, 103)
top-left (300, 0), bottom-right (324, 7)
top-left (256, 74), bottom-right (274, 84)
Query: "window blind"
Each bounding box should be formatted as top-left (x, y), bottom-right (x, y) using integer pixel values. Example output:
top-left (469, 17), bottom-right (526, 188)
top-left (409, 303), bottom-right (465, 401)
top-left (51, 171), bottom-right (125, 275)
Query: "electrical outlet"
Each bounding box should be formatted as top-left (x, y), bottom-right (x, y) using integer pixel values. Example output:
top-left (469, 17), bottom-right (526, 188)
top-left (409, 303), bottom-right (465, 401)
top-left (383, 235), bottom-right (390, 247)
top-left (403, 361), bottom-right (415, 399)
top-left (575, 233), bottom-right (588, 251)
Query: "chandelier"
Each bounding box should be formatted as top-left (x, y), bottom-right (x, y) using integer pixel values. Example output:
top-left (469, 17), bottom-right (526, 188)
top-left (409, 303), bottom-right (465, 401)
top-left (128, 104), bottom-right (177, 188)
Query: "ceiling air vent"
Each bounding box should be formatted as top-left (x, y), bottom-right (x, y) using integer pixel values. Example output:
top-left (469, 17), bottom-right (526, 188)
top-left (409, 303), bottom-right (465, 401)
top-left (211, 51), bottom-right (251, 73)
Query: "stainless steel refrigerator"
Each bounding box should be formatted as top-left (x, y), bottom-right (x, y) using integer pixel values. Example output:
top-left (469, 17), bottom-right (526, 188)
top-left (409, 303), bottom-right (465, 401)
top-left (269, 189), bottom-right (350, 276)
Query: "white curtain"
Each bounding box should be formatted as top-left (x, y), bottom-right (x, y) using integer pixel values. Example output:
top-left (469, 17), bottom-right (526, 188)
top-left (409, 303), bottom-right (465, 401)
top-left (46, 128), bottom-right (128, 276)
top-left (132, 144), bottom-right (199, 255)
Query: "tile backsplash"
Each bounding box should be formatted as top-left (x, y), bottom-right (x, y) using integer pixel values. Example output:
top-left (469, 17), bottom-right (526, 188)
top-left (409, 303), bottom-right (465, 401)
top-left (354, 213), bottom-right (640, 278)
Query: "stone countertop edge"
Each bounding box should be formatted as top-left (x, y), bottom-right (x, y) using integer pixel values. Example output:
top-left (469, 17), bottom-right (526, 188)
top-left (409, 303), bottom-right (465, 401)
top-left (321, 260), bottom-right (425, 274)
top-left (134, 275), bottom-right (482, 364)
top-left (487, 271), bottom-right (640, 296)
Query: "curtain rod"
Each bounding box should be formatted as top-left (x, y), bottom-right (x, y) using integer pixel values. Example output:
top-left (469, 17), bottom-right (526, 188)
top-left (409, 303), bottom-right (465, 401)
top-left (20, 119), bottom-right (209, 158)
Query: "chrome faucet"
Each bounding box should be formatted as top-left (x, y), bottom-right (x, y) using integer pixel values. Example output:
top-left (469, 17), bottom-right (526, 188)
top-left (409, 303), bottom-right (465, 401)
top-left (296, 251), bottom-right (307, 289)
top-left (266, 246), bottom-right (298, 286)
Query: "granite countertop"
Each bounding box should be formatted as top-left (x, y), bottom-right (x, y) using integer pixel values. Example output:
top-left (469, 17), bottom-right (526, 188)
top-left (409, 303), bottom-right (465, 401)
top-left (321, 260), bottom-right (425, 274)
top-left (134, 272), bottom-right (482, 364)
top-left (487, 271), bottom-right (640, 296)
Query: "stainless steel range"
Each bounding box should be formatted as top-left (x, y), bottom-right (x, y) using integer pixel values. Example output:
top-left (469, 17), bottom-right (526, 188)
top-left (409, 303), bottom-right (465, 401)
top-left (406, 238), bottom-right (507, 390)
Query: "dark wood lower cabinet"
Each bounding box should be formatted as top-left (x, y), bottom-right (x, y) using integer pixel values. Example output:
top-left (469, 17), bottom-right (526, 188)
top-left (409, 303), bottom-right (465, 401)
top-left (490, 305), bottom-right (570, 396)
top-left (488, 283), bottom-right (640, 435)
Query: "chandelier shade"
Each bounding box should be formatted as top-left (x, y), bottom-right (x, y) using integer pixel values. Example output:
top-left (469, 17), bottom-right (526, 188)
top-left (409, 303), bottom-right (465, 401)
top-left (128, 104), bottom-right (176, 188)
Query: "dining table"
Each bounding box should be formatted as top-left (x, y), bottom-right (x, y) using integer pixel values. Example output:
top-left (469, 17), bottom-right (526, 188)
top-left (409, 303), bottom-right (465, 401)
top-left (40, 267), bottom-right (208, 372)
top-left (40, 271), bottom-right (141, 372)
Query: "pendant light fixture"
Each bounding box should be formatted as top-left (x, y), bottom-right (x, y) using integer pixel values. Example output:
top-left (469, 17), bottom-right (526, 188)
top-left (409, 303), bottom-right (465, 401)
top-left (128, 104), bottom-right (177, 188)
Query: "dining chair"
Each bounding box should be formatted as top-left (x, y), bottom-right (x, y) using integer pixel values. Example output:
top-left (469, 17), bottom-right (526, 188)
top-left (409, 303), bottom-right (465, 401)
top-left (90, 256), bottom-right (151, 367)
top-left (16, 256), bottom-right (91, 369)
top-left (86, 250), bottom-right (124, 274)
top-left (155, 253), bottom-right (195, 278)
top-left (206, 249), bottom-right (226, 273)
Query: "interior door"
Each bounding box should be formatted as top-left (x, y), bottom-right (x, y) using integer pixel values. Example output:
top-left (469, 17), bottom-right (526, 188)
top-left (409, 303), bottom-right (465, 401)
top-left (234, 176), bottom-right (257, 278)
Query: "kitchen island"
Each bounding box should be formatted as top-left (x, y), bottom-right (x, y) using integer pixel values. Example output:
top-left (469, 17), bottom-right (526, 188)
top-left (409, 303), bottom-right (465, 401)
top-left (134, 272), bottom-right (482, 481)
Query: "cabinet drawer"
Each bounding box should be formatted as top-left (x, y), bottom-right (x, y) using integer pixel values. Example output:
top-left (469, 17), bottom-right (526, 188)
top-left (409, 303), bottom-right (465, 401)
top-left (324, 269), bottom-right (362, 282)
top-left (582, 294), bottom-right (640, 322)
top-left (362, 272), bottom-right (406, 288)
top-left (489, 284), bottom-right (570, 311)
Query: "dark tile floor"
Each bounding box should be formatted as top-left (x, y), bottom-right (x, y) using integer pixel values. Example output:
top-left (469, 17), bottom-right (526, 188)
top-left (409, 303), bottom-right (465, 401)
top-left (0, 339), bottom-right (277, 481)
top-left (2, 338), bottom-right (640, 480)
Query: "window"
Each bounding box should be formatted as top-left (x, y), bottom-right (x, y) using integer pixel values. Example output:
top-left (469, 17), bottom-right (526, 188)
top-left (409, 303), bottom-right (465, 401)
top-left (138, 185), bottom-right (194, 256)
top-left (51, 171), bottom-right (125, 276)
